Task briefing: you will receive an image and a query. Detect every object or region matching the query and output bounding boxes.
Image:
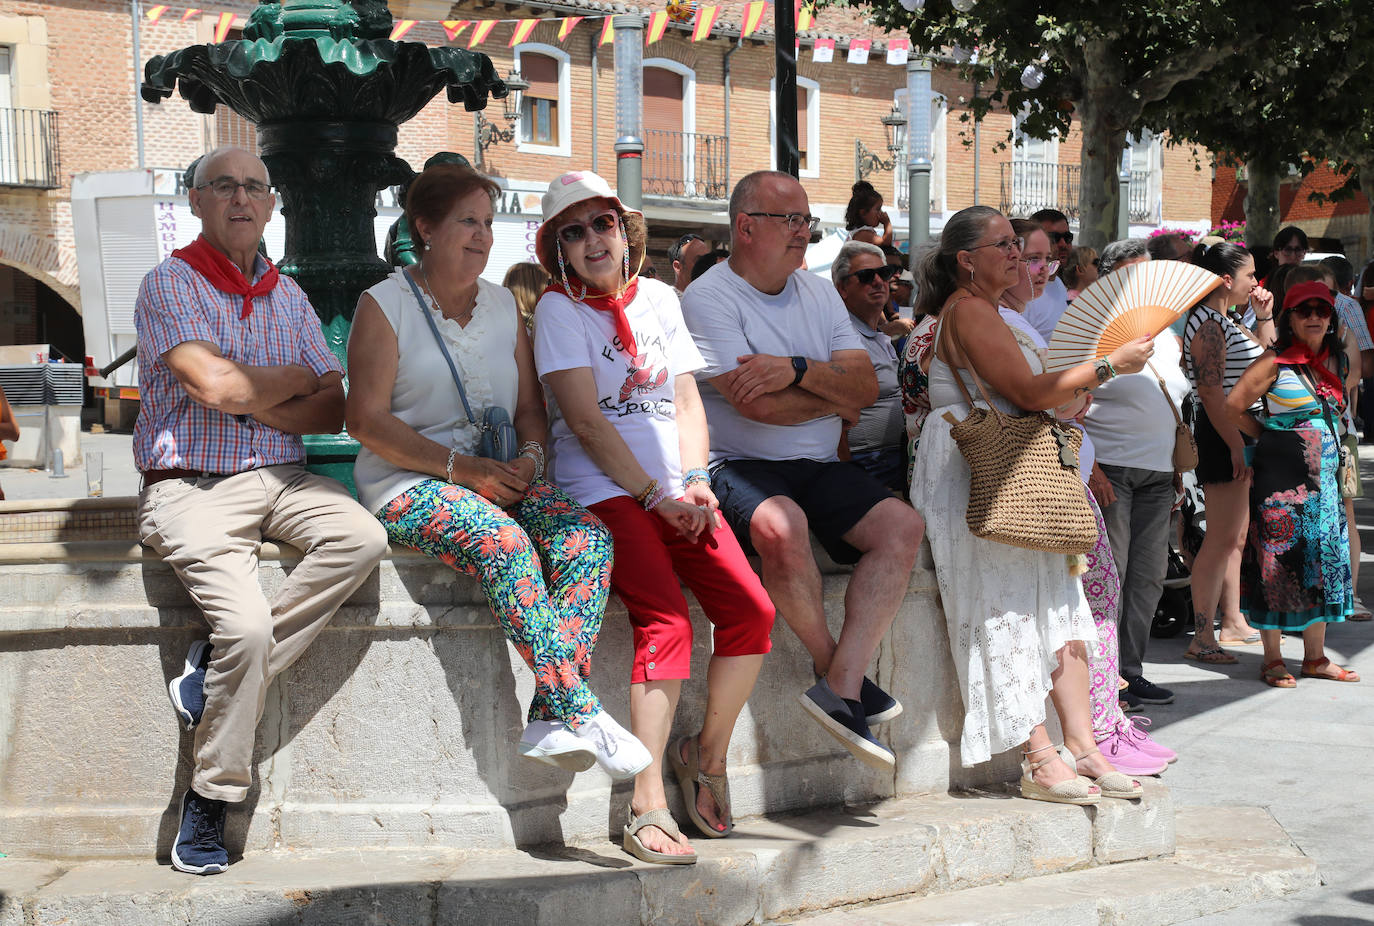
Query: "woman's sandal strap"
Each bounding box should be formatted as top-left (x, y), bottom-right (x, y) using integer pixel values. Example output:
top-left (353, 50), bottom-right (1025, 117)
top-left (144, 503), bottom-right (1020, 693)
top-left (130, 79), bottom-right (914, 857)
top-left (627, 808), bottom-right (683, 841)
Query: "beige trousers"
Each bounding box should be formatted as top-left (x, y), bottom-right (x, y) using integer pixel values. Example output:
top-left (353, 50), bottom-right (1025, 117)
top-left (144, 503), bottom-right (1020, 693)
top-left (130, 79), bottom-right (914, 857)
top-left (138, 464), bottom-right (388, 802)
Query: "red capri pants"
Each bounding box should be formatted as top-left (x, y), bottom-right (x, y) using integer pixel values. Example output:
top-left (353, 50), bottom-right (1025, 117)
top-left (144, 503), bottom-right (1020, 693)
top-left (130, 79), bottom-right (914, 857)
top-left (588, 495), bottom-right (775, 684)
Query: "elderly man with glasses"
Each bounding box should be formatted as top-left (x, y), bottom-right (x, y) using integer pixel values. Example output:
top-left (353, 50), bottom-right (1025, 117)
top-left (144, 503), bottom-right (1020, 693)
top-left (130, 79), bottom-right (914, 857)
top-left (681, 171), bottom-right (924, 772)
top-left (133, 146), bottom-right (388, 875)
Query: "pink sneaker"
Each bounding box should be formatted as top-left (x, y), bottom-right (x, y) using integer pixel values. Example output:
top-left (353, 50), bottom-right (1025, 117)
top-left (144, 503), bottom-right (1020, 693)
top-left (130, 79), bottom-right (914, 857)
top-left (1094, 726), bottom-right (1168, 776)
top-left (1119, 717), bottom-right (1177, 763)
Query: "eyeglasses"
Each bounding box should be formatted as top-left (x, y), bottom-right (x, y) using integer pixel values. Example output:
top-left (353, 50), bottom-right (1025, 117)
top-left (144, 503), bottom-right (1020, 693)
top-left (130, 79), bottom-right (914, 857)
top-left (1289, 302), bottom-right (1333, 319)
top-left (744, 212), bottom-right (821, 234)
top-left (844, 265), bottom-right (900, 286)
top-left (1279, 245), bottom-right (1309, 256)
top-left (558, 211), bottom-right (620, 244)
top-left (196, 178), bottom-right (273, 200)
top-left (1023, 258), bottom-right (1060, 274)
top-left (1049, 231), bottom-right (1074, 244)
top-left (967, 236), bottom-right (1024, 256)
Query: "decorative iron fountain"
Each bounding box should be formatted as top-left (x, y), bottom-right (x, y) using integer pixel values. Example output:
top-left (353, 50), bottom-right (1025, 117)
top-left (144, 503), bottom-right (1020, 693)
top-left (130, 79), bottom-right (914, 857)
top-left (140, 0), bottom-right (508, 482)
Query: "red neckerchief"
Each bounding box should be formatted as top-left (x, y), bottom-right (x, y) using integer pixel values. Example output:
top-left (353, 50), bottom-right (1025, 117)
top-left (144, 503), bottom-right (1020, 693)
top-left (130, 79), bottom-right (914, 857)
top-left (1275, 343), bottom-right (1344, 402)
top-left (172, 235), bottom-right (279, 320)
top-left (544, 277), bottom-right (640, 355)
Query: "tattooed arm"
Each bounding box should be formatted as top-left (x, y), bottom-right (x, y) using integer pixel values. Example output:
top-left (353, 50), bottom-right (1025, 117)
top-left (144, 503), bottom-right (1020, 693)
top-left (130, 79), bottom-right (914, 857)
top-left (1191, 317), bottom-right (1248, 478)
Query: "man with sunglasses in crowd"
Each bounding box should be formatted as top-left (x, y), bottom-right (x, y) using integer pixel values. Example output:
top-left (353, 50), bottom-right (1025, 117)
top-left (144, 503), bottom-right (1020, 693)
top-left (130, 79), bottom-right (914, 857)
top-left (832, 241), bottom-right (907, 495)
top-left (1024, 208), bottom-right (1075, 341)
top-left (681, 171), bottom-right (924, 772)
top-left (669, 232), bottom-right (711, 296)
top-left (133, 147), bottom-right (387, 875)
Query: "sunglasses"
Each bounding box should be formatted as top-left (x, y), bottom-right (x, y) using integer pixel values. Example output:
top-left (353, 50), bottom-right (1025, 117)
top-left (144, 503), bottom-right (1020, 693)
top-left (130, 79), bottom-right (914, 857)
top-left (1049, 231), bottom-right (1074, 244)
top-left (558, 211), bottom-right (620, 244)
top-left (845, 265), bottom-right (900, 286)
top-left (1288, 302), bottom-right (1333, 319)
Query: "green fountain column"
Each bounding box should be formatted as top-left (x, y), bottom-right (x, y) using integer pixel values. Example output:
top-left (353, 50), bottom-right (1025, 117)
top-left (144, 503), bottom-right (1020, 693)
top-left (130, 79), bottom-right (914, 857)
top-left (141, 0), bottom-right (507, 493)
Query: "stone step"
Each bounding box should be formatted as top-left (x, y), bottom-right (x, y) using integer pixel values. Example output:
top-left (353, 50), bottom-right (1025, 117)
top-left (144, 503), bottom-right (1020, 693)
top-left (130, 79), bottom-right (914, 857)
top-left (791, 805), bottom-right (1318, 926)
top-left (0, 787), bottom-right (1189, 926)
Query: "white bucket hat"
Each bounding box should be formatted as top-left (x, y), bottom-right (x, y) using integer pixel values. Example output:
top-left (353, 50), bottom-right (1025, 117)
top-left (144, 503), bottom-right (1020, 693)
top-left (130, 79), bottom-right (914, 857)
top-left (535, 170), bottom-right (642, 276)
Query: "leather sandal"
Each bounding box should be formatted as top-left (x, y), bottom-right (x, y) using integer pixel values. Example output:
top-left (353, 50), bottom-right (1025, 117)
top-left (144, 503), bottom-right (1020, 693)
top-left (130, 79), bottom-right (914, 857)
top-left (1019, 743), bottom-right (1099, 806)
top-left (1300, 657), bottom-right (1360, 683)
top-left (1073, 747), bottom-right (1143, 799)
top-left (623, 807), bottom-right (697, 865)
top-left (669, 735), bottom-right (732, 838)
top-left (1260, 659), bottom-right (1297, 688)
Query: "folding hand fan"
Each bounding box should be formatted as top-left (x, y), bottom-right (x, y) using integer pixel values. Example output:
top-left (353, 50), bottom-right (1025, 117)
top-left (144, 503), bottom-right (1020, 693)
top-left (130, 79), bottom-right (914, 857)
top-left (1044, 260), bottom-right (1221, 371)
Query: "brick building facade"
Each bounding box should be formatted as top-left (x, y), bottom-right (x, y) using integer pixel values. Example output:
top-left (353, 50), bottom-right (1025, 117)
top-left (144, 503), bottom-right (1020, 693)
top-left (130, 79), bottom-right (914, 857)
top-left (0, 0), bottom-right (1214, 358)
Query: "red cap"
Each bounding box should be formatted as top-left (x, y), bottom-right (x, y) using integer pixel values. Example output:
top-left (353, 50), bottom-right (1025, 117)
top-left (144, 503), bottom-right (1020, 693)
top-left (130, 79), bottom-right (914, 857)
top-left (1282, 280), bottom-right (1335, 311)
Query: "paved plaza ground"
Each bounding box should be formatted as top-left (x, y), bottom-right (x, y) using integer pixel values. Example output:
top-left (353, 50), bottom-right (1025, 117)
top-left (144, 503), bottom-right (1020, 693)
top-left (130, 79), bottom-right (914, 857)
top-left (2, 433), bottom-right (1371, 923)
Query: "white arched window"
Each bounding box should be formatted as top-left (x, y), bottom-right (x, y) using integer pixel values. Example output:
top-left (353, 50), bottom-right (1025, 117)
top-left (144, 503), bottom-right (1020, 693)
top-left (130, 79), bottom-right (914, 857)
top-left (892, 89), bottom-right (948, 216)
top-left (642, 59), bottom-right (698, 195)
top-left (769, 75), bottom-right (820, 179)
top-left (513, 43), bottom-right (571, 158)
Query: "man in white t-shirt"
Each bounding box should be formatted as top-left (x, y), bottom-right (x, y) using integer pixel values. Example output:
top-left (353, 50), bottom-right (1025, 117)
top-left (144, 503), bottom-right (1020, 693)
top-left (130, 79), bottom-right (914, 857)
top-left (681, 171), bottom-right (925, 771)
top-left (1023, 208), bottom-right (1073, 341)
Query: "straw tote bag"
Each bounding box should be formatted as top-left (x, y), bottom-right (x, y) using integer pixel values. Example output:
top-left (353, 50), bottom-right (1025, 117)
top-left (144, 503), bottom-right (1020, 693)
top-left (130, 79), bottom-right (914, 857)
top-left (937, 308), bottom-right (1098, 554)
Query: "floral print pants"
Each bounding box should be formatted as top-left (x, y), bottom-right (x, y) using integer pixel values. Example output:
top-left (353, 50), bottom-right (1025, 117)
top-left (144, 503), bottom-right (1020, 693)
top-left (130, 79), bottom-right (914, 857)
top-left (1082, 490), bottom-right (1126, 737)
top-left (378, 479), bottom-right (613, 729)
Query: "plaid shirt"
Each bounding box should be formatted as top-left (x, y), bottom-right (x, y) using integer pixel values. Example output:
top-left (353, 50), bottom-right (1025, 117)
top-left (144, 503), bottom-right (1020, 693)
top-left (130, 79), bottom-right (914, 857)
top-left (133, 254), bottom-right (343, 474)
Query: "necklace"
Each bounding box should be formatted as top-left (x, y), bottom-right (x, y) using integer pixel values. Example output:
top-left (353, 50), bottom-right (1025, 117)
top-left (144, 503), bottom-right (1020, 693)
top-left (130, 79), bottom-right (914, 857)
top-left (420, 265), bottom-right (477, 325)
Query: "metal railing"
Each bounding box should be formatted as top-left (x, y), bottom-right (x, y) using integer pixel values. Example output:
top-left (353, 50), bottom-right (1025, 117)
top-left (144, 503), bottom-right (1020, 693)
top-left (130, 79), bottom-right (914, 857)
top-left (643, 129), bottom-right (729, 201)
top-left (1000, 161), bottom-right (1158, 224)
top-left (0, 108), bottom-right (60, 189)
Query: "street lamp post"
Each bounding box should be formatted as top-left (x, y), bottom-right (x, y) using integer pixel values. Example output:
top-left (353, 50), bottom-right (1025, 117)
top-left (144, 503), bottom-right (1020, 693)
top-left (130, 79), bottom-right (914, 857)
top-left (613, 14), bottom-right (645, 210)
top-left (907, 57), bottom-right (933, 256)
top-left (1117, 150), bottom-right (1131, 242)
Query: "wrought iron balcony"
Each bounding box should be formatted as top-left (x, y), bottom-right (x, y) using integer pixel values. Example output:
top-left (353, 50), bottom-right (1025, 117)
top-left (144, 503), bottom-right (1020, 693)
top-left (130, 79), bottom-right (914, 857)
top-left (643, 129), bottom-right (729, 202)
top-left (1000, 161), bottom-right (1157, 224)
top-left (0, 108), bottom-right (60, 190)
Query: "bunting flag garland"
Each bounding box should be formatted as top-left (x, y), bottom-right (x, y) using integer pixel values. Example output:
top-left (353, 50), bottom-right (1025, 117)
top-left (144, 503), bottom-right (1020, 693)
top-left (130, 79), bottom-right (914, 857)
top-left (646, 11), bottom-right (669, 44)
top-left (508, 18), bottom-right (539, 46)
top-left (741, 1), bottom-right (767, 37)
top-left (469, 19), bottom-right (497, 47)
top-left (692, 5), bottom-right (719, 41)
top-left (558, 16), bottom-right (583, 41)
top-left (213, 11), bottom-right (234, 42)
top-left (136, 2), bottom-right (913, 65)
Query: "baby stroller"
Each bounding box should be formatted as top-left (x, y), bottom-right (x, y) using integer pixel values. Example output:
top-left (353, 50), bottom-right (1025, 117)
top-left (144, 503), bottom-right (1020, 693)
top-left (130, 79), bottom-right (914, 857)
top-left (1152, 471), bottom-right (1205, 638)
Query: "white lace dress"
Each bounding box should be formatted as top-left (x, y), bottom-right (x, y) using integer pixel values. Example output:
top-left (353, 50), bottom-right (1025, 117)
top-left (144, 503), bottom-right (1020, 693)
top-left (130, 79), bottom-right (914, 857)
top-left (909, 319), bottom-right (1096, 767)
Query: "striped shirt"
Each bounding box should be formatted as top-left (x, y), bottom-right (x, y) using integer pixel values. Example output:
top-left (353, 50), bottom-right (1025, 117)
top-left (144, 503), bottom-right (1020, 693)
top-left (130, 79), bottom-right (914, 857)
top-left (133, 254), bottom-right (343, 474)
top-left (1182, 304), bottom-right (1264, 400)
top-left (1335, 293), bottom-right (1373, 351)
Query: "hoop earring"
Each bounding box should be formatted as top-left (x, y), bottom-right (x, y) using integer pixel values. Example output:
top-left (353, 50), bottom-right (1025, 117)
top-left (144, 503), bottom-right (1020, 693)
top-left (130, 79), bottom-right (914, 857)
top-left (557, 241), bottom-right (587, 301)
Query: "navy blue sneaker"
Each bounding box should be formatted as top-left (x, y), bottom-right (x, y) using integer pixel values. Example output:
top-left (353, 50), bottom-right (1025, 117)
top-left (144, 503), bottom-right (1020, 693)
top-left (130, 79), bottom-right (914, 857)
top-left (171, 789), bottom-right (228, 875)
top-left (799, 679), bottom-right (895, 770)
top-left (1119, 690), bottom-right (1146, 714)
top-left (812, 671), bottom-right (903, 725)
top-left (169, 640), bottom-right (211, 731)
top-left (1123, 675), bottom-right (1174, 705)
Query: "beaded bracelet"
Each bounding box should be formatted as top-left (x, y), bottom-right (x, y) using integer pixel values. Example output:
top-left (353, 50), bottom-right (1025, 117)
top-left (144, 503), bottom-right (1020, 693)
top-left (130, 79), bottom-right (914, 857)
top-left (634, 478), bottom-right (660, 506)
top-left (518, 440), bottom-right (545, 482)
top-left (642, 484), bottom-right (670, 511)
top-left (445, 446), bottom-right (460, 483)
top-left (684, 467), bottom-right (710, 486)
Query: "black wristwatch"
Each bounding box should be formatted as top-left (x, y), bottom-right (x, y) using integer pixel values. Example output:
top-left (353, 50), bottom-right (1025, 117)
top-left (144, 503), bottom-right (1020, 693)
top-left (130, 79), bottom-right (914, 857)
top-left (790, 355), bottom-right (808, 386)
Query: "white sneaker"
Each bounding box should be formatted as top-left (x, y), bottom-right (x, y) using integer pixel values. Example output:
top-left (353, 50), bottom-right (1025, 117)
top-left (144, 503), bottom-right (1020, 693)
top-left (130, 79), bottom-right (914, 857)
top-left (517, 720), bottom-right (597, 772)
top-left (572, 711), bottom-right (653, 781)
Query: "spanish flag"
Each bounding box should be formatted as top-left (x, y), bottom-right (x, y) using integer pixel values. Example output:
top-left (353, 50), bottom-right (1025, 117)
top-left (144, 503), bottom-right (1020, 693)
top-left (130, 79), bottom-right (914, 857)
top-left (691, 5), bottom-right (718, 41)
top-left (509, 18), bottom-right (539, 46)
top-left (213, 12), bottom-right (234, 42)
top-left (646, 11), bottom-right (669, 44)
top-left (443, 20), bottom-right (470, 42)
top-left (558, 16), bottom-right (583, 41)
top-left (469, 19), bottom-right (498, 47)
top-left (389, 19), bottom-right (417, 41)
top-left (741, 1), bottom-right (766, 37)
top-left (795, 0), bottom-right (814, 31)
top-left (144, 4), bottom-right (168, 22)
top-left (599, 17), bottom-right (614, 45)
top-left (180, 8), bottom-right (201, 22)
